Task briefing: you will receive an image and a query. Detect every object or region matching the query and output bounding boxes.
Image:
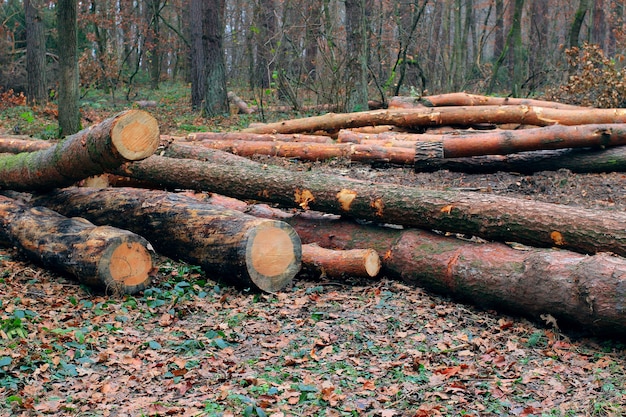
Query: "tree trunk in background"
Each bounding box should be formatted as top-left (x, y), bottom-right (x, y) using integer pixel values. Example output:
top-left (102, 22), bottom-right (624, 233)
top-left (344, 0), bottom-right (368, 112)
top-left (509, 0), bottom-right (525, 97)
top-left (528, 0), bottom-right (548, 92)
top-left (145, 0), bottom-right (162, 90)
top-left (304, 0), bottom-right (322, 81)
top-left (591, 0), bottom-right (607, 49)
top-left (252, 0), bottom-right (276, 89)
top-left (493, 0), bottom-right (504, 59)
top-left (189, 0), bottom-right (205, 109)
top-left (569, 0), bottom-right (589, 48)
top-left (25, 0), bottom-right (47, 105)
top-left (203, 0), bottom-right (229, 117)
top-left (57, 0), bottom-right (80, 136)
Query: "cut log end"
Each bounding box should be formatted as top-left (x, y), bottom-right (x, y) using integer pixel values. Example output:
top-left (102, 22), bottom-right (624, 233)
top-left (111, 110), bottom-right (160, 160)
top-left (363, 248), bottom-right (382, 277)
top-left (104, 240), bottom-right (153, 293)
top-left (246, 221), bottom-right (302, 293)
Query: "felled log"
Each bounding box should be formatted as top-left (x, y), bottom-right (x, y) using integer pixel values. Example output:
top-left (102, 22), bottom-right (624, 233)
top-left (0, 137), bottom-right (53, 153)
top-left (0, 110), bottom-right (159, 191)
top-left (186, 140), bottom-right (415, 164)
top-left (32, 187), bottom-right (302, 293)
top-left (113, 146), bottom-right (626, 257)
top-left (227, 91), bottom-right (255, 114)
top-left (184, 131), bottom-right (334, 143)
top-left (284, 213), bottom-right (626, 337)
top-left (134, 100), bottom-right (158, 108)
top-left (172, 192), bottom-right (626, 336)
top-left (301, 243), bottom-right (380, 278)
top-left (414, 124), bottom-right (626, 162)
top-left (0, 194), bottom-right (153, 294)
top-left (389, 93), bottom-right (585, 110)
top-left (241, 106), bottom-right (626, 135)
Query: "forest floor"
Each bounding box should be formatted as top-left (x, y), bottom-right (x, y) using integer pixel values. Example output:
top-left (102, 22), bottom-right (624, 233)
top-left (0, 87), bottom-right (625, 417)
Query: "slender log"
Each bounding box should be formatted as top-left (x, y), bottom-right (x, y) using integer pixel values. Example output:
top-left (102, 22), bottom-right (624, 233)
top-left (416, 123), bottom-right (626, 159)
top-left (184, 131), bottom-right (334, 143)
top-left (389, 93), bottom-right (585, 110)
top-left (187, 140), bottom-right (415, 164)
top-left (302, 243), bottom-right (381, 278)
top-left (0, 137), bottom-right (53, 153)
top-left (0, 110), bottom-right (159, 191)
top-left (414, 146), bottom-right (626, 173)
top-left (0, 194), bottom-right (153, 294)
top-left (240, 106), bottom-right (626, 135)
top-left (32, 187), bottom-right (302, 293)
top-left (113, 146), bottom-right (626, 256)
top-left (176, 192), bottom-right (626, 336)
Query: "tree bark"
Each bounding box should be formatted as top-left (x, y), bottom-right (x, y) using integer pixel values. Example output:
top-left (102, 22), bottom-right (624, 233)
top-left (0, 195), bottom-right (153, 294)
top-left (57, 0), bottom-right (80, 136)
top-left (0, 110), bottom-right (159, 191)
top-left (414, 123), bottom-right (626, 160)
top-left (184, 131), bottom-right (334, 143)
top-left (0, 137), bottom-right (53, 153)
top-left (203, 0), bottom-right (229, 117)
top-left (344, 0), bottom-right (369, 112)
top-left (113, 147), bottom-right (626, 256)
top-left (281, 213), bottom-right (626, 337)
top-left (183, 139), bottom-right (415, 164)
top-left (180, 193), bottom-right (626, 337)
top-left (302, 243), bottom-right (380, 278)
top-left (241, 106), bottom-right (626, 135)
top-left (389, 93), bottom-right (585, 110)
top-left (25, 0), bottom-right (47, 105)
top-left (32, 187), bottom-right (302, 293)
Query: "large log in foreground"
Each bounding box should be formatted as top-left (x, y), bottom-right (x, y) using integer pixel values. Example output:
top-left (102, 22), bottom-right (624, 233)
top-left (241, 106), bottom-right (626, 135)
top-left (0, 110), bottom-right (159, 191)
top-left (0, 195), bottom-right (153, 294)
top-left (120, 147), bottom-right (626, 257)
top-left (32, 187), bottom-right (302, 293)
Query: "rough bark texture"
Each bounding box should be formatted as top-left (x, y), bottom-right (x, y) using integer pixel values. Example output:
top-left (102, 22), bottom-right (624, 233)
top-left (241, 106), bottom-right (626, 135)
top-left (184, 193), bottom-right (626, 337)
top-left (25, 0), bottom-right (47, 105)
top-left (0, 110), bottom-right (159, 191)
top-left (0, 137), bottom-right (53, 153)
top-left (302, 243), bottom-right (380, 278)
top-left (0, 194), bottom-right (153, 294)
top-left (112, 147), bottom-right (626, 256)
top-left (56, 0), bottom-right (80, 135)
top-left (282, 213), bottom-right (626, 337)
top-left (416, 123), bottom-right (626, 158)
top-left (184, 132), bottom-right (334, 143)
top-left (389, 93), bottom-right (584, 110)
top-left (32, 187), bottom-right (302, 293)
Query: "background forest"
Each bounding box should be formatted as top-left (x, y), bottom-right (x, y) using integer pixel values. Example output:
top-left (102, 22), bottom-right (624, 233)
top-left (2, 0), bottom-right (626, 127)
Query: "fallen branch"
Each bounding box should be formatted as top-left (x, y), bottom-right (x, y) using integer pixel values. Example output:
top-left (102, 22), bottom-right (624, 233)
top-left (113, 146), bottom-right (626, 256)
top-left (0, 110), bottom-right (159, 191)
top-left (240, 106), bottom-right (626, 135)
top-left (227, 91), bottom-right (255, 114)
top-left (0, 137), bottom-right (52, 153)
top-left (301, 243), bottom-right (380, 278)
top-left (32, 187), bottom-right (302, 293)
top-left (0, 194), bottom-right (153, 294)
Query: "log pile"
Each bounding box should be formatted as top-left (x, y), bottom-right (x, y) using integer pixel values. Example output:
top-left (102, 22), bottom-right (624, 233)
top-left (1, 94), bottom-right (625, 337)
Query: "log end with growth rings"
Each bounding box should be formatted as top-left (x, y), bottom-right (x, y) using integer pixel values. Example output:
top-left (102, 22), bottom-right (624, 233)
top-left (98, 235), bottom-right (154, 294)
top-left (111, 110), bottom-right (160, 160)
top-left (245, 220), bottom-right (302, 293)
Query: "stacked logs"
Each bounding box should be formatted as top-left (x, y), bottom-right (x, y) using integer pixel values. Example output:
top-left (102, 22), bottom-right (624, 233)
top-left (1, 94), bottom-right (625, 338)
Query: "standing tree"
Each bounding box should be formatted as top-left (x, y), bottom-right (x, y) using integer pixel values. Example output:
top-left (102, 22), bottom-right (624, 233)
top-left (25, 0), bottom-right (47, 105)
top-left (189, 0), bottom-right (205, 109)
top-left (569, 0), bottom-right (590, 48)
top-left (204, 0), bottom-right (228, 116)
top-left (57, 0), bottom-right (81, 136)
top-left (344, 0), bottom-right (368, 112)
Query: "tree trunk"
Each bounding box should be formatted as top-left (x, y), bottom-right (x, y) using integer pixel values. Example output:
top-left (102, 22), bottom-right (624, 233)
top-left (414, 123), bottom-right (626, 160)
top-left (569, 0), bottom-right (590, 48)
top-left (389, 93), bottom-right (585, 110)
top-left (302, 243), bottom-right (380, 278)
top-left (25, 0), bottom-right (47, 105)
top-left (0, 110), bottom-right (159, 191)
top-left (181, 139), bottom-right (415, 164)
top-left (113, 147), bottom-right (626, 256)
top-left (32, 187), bottom-right (302, 293)
top-left (184, 131), bottom-right (334, 143)
top-left (182, 192), bottom-right (626, 337)
top-left (0, 195), bottom-right (153, 294)
top-left (344, 0), bottom-right (369, 112)
top-left (189, 0), bottom-right (205, 109)
top-left (280, 213), bottom-right (626, 337)
top-left (57, 0), bottom-right (81, 136)
top-left (203, 0), bottom-right (229, 117)
top-left (240, 105), bottom-right (626, 135)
